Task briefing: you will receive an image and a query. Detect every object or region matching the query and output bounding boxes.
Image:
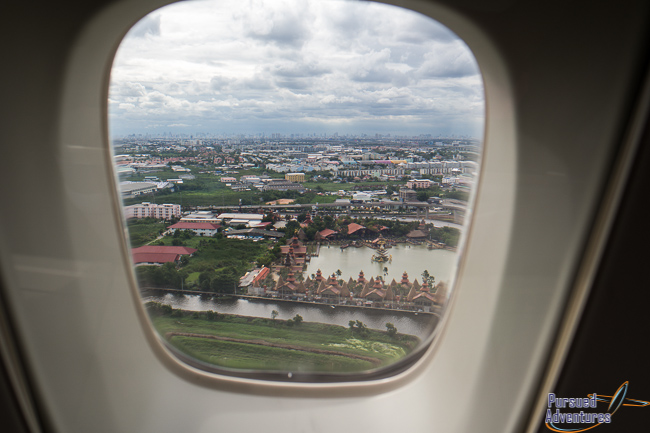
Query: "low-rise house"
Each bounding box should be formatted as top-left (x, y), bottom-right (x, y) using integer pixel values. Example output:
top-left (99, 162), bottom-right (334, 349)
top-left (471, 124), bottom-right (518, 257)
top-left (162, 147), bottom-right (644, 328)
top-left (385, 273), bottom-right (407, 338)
top-left (167, 222), bottom-right (221, 236)
top-left (131, 245), bottom-right (197, 266)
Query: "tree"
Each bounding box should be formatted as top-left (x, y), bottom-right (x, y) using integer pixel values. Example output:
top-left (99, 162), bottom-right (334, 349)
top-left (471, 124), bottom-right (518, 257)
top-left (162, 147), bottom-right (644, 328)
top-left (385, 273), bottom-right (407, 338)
top-left (386, 322), bottom-right (397, 337)
top-left (422, 270), bottom-right (435, 287)
top-left (198, 272), bottom-right (211, 291)
top-left (271, 310), bottom-right (279, 321)
top-left (210, 268), bottom-right (239, 293)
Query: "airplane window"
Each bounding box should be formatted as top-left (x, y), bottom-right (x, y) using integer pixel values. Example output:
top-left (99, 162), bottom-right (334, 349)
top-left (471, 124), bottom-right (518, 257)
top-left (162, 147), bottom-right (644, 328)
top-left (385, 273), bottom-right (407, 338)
top-left (108, 0), bottom-right (484, 381)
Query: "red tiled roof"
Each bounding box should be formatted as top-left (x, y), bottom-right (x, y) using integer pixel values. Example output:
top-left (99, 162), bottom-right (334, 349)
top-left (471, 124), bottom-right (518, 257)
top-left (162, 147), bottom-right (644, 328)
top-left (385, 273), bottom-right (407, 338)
top-left (168, 222), bottom-right (221, 230)
top-left (319, 228), bottom-right (338, 238)
top-left (253, 267), bottom-right (270, 283)
top-left (413, 292), bottom-right (436, 302)
top-left (347, 223), bottom-right (365, 234)
top-left (132, 245), bottom-right (197, 255)
top-left (132, 252), bottom-right (179, 264)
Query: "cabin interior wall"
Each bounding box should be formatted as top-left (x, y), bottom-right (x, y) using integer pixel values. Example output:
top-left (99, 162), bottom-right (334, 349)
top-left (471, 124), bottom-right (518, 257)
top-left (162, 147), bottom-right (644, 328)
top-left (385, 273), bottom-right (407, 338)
top-left (0, 1), bottom-right (649, 433)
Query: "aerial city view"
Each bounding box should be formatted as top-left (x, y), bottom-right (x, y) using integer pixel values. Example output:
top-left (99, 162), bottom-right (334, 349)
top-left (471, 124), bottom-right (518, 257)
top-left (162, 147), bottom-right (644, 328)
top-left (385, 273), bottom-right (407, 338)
top-left (110, 0), bottom-right (484, 375)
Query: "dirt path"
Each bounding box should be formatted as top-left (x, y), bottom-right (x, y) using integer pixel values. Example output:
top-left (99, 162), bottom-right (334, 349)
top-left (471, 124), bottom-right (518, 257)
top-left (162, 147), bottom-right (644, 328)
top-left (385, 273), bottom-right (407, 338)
top-left (166, 332), bottom-right (382, 366)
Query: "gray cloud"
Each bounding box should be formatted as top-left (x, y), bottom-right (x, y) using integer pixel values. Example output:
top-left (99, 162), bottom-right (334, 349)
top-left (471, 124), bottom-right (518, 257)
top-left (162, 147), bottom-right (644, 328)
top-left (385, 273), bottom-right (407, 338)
top-left (109, 0), bottom-right (484, 137)
top-left (127, 14), bottom-right (161, 38)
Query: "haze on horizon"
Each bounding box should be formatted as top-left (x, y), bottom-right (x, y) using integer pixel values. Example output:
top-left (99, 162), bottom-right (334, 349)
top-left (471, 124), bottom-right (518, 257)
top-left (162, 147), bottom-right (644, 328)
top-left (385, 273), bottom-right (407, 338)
top-left (108, 0), bottom-right (484, 138)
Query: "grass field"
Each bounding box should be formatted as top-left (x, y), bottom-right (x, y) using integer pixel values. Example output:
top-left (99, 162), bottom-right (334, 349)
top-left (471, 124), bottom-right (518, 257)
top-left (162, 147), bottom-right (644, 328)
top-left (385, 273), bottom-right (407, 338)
top-left (127, 218), bottom-right (167, 247)
top-left (149, 307), bottom-right (419, 373)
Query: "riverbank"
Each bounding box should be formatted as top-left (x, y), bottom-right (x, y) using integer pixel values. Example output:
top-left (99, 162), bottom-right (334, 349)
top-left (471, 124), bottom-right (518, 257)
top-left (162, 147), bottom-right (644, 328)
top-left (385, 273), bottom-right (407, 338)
top-left (143, 291), bottom-right (439, 339)
top-left (142, 288), bottom-right (439, 315)
top-left (148, 303), bottom-right (419, 373)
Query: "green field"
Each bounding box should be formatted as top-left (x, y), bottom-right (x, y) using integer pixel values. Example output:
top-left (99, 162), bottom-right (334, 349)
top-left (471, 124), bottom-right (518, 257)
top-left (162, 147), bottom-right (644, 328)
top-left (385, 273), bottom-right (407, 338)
top-left (149, 305), bottom-right (419, 373)
top-left (127, 218), bottom-right (167, 247)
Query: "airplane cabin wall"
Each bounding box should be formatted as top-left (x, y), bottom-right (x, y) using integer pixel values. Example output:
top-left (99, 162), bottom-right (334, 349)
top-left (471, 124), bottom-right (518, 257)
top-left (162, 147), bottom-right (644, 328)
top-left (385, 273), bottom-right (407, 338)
top-left (0, 1), bottom-right (649, 433)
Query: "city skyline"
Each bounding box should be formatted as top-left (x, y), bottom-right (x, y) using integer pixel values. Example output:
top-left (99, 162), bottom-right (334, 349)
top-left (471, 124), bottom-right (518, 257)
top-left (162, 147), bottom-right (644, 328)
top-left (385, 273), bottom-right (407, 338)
top-left (109, 0), bottom-right (485, 138)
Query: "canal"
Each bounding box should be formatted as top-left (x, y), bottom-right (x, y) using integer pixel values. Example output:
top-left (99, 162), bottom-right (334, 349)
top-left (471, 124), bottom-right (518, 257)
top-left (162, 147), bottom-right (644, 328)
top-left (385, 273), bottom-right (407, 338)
top-left (145, 293), bottom-right (439, 340)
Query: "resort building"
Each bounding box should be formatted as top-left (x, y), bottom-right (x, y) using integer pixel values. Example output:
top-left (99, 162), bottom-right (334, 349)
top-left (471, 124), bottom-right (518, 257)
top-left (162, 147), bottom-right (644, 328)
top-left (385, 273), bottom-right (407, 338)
top-left (346, 222), bottom-right (366, 237)
top-left (316, 274), bottom-right (351, 303)
top-left (274, 271), bottom-right (307, 297)
top-left (279, 236), bottom-right (308, 272)
top-left (315, 228), bottom-right (338, 241)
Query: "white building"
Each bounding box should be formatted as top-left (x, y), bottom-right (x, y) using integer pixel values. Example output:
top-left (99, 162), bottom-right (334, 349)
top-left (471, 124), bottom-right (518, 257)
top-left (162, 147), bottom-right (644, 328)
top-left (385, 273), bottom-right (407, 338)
top-left (167, 222), bottom-right (221, 237)
top-left (119, 182), bottom-right (157, 198)
top-left (216, 213), bottom-right (264, 227)
top-left (124, 202), bottom-right (181, 220)
top-left (352, 192), bottom-right (373, 202)
top-left (180, 211), bottom-right (220, 224)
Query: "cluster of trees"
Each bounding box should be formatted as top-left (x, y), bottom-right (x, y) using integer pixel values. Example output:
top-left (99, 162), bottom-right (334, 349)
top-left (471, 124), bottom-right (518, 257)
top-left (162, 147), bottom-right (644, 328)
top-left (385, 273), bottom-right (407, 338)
top-left (348, 320), bottom-right (369, 337)
top-left (197, 267), bottom-right (239, 293)
top-left (256, 243), bottom-right (282, 268)
top-left (285, 314), bottom-right (304, 326)
top-left (137, 263), bottom-right (186, 289)
top-left (429, 226), bottom-right (461, 248)
top-left (146, 302), bottom-right (227, 321)
top-left (278, 214), bottom-right (458, 248)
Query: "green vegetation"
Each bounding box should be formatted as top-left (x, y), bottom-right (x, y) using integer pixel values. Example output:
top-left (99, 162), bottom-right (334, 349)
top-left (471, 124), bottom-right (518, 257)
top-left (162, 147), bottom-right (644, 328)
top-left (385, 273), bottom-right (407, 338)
top-left (147, 303), bottom-right (419, 373)
top-left (136, 237), bottom-right (270, 291)
top-left (127, 218), bottom-right (167, 247)
top-left (429, 226), bottom-right (461, 248)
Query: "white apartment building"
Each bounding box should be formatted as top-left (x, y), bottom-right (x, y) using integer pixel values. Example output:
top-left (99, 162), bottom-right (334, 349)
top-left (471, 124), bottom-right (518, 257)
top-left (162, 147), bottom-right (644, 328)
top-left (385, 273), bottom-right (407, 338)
top-left (124, 202), bottom-right (181, 220)
top-left (406, 179), bottom-right (434, 189)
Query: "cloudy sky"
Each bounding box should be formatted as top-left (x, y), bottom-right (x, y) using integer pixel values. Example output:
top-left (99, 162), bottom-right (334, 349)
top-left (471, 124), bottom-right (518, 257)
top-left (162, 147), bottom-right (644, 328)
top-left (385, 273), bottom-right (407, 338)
top-left (108, 0), bottom-right (484, 137)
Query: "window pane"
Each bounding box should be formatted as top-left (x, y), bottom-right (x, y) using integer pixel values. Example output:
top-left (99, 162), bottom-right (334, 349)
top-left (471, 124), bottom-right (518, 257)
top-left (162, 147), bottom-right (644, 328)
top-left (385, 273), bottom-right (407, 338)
top-left (109, 0), bottom-right (484, 380)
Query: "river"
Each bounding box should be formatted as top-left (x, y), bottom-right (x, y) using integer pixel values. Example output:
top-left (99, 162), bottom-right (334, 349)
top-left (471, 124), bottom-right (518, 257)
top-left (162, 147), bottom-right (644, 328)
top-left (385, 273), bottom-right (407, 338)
top-left (145, 293), bottom-right (439, 340)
